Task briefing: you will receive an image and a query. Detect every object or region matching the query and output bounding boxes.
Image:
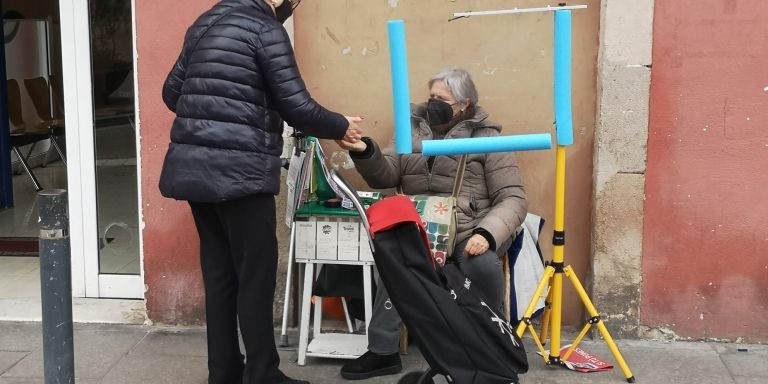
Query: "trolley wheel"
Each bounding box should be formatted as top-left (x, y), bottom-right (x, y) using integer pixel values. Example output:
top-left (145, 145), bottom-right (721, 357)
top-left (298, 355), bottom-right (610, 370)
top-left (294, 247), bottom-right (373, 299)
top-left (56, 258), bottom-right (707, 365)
top-left (397, 370), bottom-right (436, 384)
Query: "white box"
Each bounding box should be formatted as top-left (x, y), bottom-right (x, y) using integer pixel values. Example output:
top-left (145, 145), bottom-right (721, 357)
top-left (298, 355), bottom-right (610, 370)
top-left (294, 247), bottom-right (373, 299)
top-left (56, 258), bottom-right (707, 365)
top-left (295, 221), bottom-right (316, 261)
top-left (316, 221), bottom-right (338, 260)
top-left (359, 229), bottom-right (374, 262)
top-left (337, 221), bottom-right (360, 261)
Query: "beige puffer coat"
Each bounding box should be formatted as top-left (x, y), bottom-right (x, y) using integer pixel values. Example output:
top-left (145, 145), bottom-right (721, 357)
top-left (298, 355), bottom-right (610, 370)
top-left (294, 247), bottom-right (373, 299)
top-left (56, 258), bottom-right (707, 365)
top-left (351, 103), bottom-right (528, 252)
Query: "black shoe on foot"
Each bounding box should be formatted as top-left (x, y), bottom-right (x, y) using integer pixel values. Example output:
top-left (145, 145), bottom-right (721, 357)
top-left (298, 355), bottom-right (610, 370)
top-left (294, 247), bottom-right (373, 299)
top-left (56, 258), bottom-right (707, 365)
top-left (340, 351), bottom-right (402, 380)
top-left (275, 370), bottom-right (310, 384)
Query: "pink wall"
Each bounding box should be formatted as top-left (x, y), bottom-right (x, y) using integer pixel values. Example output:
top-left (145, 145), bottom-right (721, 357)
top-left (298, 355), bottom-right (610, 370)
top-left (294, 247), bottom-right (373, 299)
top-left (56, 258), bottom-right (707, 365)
top-left (643, 0), bottom-right (768, 341)
top-left (136, 0), bottom-right (216, 324)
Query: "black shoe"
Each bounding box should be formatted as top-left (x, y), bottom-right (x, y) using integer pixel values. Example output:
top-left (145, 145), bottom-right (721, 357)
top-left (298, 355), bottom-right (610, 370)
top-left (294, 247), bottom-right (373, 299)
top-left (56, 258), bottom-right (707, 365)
top-left (340, 351), bottom-right (402, 380)
top-left (274, 370), bottom-right (310, 384)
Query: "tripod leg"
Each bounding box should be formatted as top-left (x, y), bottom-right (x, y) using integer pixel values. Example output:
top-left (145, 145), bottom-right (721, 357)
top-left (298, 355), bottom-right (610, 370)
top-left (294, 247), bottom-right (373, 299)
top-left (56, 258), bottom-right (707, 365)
top-left (562, 320), bottom-right (593, 360)
top-left (515, 266), bottom-right (554, 337)
top-left (515, 266), bottom-right (554, 361)
top-left (564, 266), bottom-right (635, 382)
top-left (539, 275), bottom-right (554, 345)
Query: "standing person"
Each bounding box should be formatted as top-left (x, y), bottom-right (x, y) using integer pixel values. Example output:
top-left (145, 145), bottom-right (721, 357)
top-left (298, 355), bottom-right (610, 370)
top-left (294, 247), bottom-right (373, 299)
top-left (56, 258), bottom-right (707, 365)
top-left (159, 1), bottom-right (363, 383)
top-left (337, 67), bottom-right (527, 380)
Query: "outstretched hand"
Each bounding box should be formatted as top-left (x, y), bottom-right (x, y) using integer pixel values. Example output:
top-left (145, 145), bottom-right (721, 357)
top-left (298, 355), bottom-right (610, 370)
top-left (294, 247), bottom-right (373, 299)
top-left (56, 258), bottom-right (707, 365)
top-left (344, 116), bottom-right (364, 143)
top-left (336, 137), bottom-right (368, 152)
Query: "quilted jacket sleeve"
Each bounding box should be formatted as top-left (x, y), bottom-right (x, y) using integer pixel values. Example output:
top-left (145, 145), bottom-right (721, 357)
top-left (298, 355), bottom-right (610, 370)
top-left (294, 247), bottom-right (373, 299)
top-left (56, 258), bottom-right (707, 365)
top-left (350, 137), bottom-right (402, 189)
top-left (254, 23), bottom-right (348, 139)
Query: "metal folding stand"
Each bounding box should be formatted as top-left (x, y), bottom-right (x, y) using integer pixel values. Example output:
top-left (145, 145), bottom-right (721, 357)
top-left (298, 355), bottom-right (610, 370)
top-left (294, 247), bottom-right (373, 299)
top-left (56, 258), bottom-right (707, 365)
top-left (449, 4), bottom-right (635, 382)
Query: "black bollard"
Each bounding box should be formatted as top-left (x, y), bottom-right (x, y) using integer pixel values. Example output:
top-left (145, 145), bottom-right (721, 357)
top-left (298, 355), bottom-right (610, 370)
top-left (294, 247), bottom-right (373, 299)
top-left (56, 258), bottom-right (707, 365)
top-left (38, 189), bottom-right (75, 384)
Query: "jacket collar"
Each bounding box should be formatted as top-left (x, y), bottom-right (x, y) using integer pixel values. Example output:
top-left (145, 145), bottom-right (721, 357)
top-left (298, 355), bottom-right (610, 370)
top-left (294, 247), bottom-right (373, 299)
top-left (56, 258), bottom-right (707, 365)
top-left (226, 0), bottom-right (275, 18)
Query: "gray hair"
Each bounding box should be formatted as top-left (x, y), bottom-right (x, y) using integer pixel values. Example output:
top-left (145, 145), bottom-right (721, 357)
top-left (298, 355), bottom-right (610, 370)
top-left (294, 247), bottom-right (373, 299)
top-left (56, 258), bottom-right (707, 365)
top-left (427, 67), bottom-right (479, 106)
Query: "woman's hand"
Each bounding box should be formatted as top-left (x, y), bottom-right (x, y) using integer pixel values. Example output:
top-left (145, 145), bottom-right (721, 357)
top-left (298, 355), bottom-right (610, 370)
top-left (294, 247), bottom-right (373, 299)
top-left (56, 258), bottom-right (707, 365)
top-left (336, 137), bottom-right (368, 152)
top-left (464, 234), bottom-right (490, 256)
top-left (344, 116), bottom-right (364, 143)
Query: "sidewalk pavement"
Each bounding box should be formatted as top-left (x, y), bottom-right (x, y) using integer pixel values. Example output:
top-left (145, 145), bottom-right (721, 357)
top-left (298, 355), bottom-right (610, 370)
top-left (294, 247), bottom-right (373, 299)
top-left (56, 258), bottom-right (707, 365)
top-left (1, 321), bottom-right (766, 384)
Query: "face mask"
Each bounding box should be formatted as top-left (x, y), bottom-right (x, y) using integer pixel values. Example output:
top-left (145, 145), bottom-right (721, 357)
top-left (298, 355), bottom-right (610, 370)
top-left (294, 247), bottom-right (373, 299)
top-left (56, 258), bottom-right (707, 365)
top-left (275, 1), bottom-right (293, 23)
top-left (426, 98), bottom-right (454, 127)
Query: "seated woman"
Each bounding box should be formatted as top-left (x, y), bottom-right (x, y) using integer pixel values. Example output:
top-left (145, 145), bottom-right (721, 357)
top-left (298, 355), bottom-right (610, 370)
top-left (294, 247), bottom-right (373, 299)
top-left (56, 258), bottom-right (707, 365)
top-left (337, 67), bottom-right (528, 380)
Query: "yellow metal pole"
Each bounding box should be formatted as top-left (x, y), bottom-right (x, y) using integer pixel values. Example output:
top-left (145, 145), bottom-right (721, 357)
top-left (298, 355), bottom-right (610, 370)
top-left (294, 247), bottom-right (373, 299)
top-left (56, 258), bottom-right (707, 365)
top-left (548, 146), bottom-right (567, 363)
top-left (562, 322), bottom-right (592, 361)
top-left (553, 147), bottom-right (566, 258)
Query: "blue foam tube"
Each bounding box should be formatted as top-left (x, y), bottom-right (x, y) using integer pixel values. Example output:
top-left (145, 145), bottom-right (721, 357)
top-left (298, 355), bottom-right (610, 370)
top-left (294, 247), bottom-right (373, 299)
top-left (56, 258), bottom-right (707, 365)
top-left (421, 134), bottom-right (552, 156)
top-left (554, 10), bottom-right (574, 146)
top-left (387, 20), bottom-right (412, 154)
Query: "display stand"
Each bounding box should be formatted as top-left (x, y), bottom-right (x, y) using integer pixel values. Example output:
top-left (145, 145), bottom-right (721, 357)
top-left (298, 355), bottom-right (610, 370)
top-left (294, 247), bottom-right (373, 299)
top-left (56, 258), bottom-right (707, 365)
top-left (278, 137), bottom-right (377, 366)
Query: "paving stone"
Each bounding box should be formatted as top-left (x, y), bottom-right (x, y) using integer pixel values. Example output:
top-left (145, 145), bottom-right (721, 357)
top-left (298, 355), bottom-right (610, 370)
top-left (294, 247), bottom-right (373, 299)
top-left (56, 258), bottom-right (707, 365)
top-left (0, 352), bottom-right (27, 376)
top-left (715, 343), bottom-right (768, 380)
top-left (129, 327), bottom-right (206, 357)
top-left (100, 354), bottom-right (208, 384)
top-left (0, 323), bottom-right (41, 352)
top-left (0, 378), bottom-right (98, 384)
top-left (3, 325), bottom-right (148, 379)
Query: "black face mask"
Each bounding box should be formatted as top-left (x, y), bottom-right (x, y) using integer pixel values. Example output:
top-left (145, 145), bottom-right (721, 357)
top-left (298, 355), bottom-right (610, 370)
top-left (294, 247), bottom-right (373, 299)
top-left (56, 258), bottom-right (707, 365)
top-left (275, 1), bottom-right (293, 23)
top-left (426, 98), bottom-right (454, 127)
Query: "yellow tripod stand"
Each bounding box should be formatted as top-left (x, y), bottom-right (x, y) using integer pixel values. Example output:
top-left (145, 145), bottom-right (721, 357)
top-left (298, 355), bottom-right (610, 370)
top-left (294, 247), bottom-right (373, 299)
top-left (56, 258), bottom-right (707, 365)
top-left (514, 146), bottom-right (635, 383)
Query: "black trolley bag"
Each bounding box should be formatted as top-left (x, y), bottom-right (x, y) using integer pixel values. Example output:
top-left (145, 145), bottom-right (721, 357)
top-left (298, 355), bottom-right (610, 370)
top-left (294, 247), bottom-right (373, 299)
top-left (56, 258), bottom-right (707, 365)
top-left (330, 171), bottom-right (528, 384)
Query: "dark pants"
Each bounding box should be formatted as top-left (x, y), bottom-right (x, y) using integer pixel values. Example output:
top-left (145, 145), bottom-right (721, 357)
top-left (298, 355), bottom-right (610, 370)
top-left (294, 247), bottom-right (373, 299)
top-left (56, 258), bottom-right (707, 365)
top-left (189, 194), bottom-right (280, 384)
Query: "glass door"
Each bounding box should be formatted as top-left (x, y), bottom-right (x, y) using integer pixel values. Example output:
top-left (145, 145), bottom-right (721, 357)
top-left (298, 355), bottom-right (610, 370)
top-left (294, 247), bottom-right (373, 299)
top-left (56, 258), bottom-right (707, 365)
top-left (59, 0), bottom-right (142, 298)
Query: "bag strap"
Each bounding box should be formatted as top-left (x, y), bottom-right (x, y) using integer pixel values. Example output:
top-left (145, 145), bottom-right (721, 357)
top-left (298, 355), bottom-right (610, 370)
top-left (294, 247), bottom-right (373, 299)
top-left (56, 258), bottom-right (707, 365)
top-left (451, 154), bottom-right (468, 199)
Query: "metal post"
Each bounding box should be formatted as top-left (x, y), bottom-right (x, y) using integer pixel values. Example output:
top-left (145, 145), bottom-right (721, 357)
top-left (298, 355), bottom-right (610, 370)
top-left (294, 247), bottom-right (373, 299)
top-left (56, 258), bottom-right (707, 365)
top-left (38, 189), bottom-right (75, 384)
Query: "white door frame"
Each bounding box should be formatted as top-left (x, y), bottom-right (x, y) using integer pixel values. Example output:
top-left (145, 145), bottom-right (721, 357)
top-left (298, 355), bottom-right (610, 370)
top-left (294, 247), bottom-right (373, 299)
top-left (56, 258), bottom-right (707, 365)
top-left (59, 0), bottom-right (143, 299)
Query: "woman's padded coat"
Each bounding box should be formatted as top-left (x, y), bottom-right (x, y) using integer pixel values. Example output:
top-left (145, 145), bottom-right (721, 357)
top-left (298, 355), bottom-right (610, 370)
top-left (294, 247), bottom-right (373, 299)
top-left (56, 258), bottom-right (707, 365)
top-left (159, 0), bottom-right (348, 202)
top-left (351, 104), bottom-right (528, 252)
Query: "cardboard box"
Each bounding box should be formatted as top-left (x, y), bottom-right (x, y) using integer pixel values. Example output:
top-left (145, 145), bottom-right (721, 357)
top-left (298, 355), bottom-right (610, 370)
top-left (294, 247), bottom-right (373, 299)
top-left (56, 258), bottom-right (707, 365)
top-left (316, 220), bottom-right (338, 260)
top-left (295, 221), bottom-right (316, 261)
top-left (337, 221), bottom-right (360, 261)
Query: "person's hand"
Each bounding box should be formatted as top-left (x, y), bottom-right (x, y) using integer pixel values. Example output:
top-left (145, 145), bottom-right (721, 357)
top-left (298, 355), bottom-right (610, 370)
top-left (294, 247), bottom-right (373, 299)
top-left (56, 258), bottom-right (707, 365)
top-left (336, 137), bottom-right (368, 152)
top-left (464, 234), bottom-right (490, 256)
top-left (344, 116), bottom-right (364, 143)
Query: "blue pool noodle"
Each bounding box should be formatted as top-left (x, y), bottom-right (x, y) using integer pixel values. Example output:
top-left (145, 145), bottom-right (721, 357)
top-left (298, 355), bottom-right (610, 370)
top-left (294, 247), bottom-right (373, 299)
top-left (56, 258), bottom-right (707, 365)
top-left (422, 134), bottom-right (552, 156)
top-left (387, 20), bottom-right (413, 154)
top-left (554, 10), bottom-right (574, 146)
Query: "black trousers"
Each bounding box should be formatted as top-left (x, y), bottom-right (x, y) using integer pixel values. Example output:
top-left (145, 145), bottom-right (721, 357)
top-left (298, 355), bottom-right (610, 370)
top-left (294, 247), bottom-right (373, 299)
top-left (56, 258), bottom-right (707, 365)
top-left (190, 194), bottom-right (280, 384)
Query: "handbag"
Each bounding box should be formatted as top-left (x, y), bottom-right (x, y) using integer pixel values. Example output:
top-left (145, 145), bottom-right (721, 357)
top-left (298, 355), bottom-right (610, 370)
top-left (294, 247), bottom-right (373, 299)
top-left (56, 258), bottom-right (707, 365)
top-left (402, 155), bottom-right (467, 266)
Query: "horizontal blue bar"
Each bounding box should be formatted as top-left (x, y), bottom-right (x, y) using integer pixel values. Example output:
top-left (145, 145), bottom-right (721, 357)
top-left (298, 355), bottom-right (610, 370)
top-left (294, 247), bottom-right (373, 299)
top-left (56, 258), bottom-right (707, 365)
top-left (554, 10), bottom-right (574, 146)
top-left (421, 134), bottom-right (552, 156)
top-left (387, 20), bottom-right (412, 154)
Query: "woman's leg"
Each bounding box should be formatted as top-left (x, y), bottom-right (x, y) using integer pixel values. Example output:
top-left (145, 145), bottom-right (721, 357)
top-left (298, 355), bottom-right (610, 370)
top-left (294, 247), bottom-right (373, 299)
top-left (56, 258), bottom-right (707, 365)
top-left (452, 238), bottom-right (508, 313)
top-left (190, 202), bottom-right (244, 384)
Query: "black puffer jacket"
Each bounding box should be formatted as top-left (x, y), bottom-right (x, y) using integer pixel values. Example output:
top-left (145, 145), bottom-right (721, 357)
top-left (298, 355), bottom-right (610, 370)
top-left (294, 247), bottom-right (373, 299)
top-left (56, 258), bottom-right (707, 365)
top-left (159, 0), bottom-right (348, 202)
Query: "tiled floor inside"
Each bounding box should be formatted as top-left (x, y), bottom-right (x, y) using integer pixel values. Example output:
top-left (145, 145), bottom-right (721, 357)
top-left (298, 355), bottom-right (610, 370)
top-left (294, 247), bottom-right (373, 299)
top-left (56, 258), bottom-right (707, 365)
top-left (1, 123), bottom-right (144, 318)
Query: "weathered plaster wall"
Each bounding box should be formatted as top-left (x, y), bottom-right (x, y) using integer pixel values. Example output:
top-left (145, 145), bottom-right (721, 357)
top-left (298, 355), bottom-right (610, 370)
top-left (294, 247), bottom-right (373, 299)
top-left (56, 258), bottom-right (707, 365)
top-left (136, 0), bottom-right (217, 324)
top-left (643, 0), bottom-right (768, 341)
top-left (591, 0), bottom-right (654, 338)
top-left (292, 0), bottom-right (601, 324)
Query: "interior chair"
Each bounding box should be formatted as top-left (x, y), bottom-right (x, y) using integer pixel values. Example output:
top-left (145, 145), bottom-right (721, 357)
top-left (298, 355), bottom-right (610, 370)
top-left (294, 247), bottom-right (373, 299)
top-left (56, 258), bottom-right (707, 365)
top-left (6, 79), bottom-right (47, 191)
top-left (24, 76), bottom-right (66, 166)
